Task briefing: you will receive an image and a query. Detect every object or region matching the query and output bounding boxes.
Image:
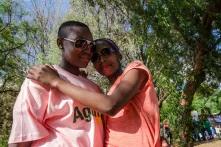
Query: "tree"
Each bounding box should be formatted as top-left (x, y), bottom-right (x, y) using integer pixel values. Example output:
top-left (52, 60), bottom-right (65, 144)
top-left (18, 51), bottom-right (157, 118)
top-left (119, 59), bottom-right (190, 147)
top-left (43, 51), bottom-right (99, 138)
top-left (0, 0), bottom-right (38, 143)
top-left (60, 0), bottom-right (142, 90)
top-left (27, 0), bottom-right (68, 64)
top-left (84, 0), bottom-right (221, 145)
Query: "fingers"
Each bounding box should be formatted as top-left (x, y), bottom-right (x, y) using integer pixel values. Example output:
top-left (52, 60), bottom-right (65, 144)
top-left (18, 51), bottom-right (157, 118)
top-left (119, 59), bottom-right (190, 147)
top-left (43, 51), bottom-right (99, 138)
top-left (28, 65), bottom-right (48, 73)
top-left (45, 64), bottom-right (59, 76)
top-left (26, 64), bottom-right (60, 84)
top-left (26, 66), bottom-right (40, 80)
top-left (45, 64), bottom-right (55, 70)
top-left (26, 72), bottom-right (34, 79)
top-left (27, 73), bottom-right (40, 81)
top-left (26, 65), bottom-right (44, 79)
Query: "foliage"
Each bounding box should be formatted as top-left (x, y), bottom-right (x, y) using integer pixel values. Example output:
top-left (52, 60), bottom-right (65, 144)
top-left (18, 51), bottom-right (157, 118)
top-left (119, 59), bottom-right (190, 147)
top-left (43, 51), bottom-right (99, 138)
top-left (26, 0), bottom-right (67, 64)
top-left (84, 0), bottom-right (221, 145)
top-left (192, 88), bottom-right (221, 114)
top-left (0, 0), bottom-right (41, 144)
top-left (59, 0), bottom-right (141, 90)
top-left (0, 0), bottom-right (220, 146)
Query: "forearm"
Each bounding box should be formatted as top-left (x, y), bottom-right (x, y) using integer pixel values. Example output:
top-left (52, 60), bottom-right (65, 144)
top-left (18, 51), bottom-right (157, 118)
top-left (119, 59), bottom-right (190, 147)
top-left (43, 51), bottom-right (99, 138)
top-left (54, 78), bottom-right (115, 113)
top-left (52, 69), bottom-right (147, 115)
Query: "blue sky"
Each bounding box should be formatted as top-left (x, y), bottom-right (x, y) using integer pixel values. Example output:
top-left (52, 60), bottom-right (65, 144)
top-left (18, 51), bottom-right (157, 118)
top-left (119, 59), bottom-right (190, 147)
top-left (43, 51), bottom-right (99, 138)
top-left (20, 0), bottom-right (70, 20)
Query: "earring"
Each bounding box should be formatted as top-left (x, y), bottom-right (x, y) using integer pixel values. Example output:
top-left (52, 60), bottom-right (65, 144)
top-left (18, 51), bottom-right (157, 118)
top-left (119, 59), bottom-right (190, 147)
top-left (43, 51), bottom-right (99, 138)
top-left (59, 45), bottom-right (63, 49)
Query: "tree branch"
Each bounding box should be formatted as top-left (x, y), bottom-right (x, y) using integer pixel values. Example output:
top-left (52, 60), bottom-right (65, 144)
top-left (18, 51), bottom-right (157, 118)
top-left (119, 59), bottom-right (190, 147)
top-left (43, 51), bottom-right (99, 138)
top-left (1, 41), bottom-right (27, 53)
top-left (0, 23), bottom-right (10, 33)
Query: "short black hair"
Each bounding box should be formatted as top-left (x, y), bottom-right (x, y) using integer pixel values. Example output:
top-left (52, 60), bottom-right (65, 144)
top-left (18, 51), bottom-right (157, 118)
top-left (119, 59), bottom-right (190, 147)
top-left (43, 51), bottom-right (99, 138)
top-left (94, 38), bottom-right (120, 52)
top-left (58, 20), bottom-right (90, 38)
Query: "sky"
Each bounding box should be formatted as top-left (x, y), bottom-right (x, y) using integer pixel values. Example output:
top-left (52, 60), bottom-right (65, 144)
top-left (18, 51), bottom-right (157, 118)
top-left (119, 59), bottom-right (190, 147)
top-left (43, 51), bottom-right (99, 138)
top-left (20, 0), bottom-right (70, 21)
top-left (11, 0), bottom-right (71, 65)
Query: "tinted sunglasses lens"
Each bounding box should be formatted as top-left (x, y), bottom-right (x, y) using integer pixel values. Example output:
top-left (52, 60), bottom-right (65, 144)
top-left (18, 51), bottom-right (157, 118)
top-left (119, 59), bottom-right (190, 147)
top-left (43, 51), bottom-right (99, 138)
top-left (75, 39), bottom-right (86, 48)
top-left (88, 42), bottom-right (94, 49)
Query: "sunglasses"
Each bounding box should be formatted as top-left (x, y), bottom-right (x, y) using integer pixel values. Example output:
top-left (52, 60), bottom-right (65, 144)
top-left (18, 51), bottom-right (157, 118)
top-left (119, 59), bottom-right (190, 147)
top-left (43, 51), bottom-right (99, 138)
top-left (91, 48), bottom-right (116, 63)
top-left (63, 38), bottom-right (94, 50)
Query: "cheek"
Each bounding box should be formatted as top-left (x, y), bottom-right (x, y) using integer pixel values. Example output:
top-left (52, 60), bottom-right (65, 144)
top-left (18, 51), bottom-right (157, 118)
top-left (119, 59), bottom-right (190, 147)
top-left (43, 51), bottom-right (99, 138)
top-left (65, 50), bottom-right (74, 60)
top-left (63, 49), bottom-right (78, 63)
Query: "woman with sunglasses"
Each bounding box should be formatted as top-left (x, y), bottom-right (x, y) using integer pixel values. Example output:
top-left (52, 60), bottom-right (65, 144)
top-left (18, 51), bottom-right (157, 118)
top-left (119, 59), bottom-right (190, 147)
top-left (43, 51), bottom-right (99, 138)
top-left (27, 38), bottom-right (161, 147)
top-left (9, 21), bottom-right (104, 147)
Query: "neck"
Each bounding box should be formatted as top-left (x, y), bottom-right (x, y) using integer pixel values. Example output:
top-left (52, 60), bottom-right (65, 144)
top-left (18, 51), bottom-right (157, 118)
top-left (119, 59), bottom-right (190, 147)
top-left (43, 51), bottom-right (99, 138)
top-left (59, 60), bottom-right (80, 76)
top-left (108, 67), bottom-right (123, 84)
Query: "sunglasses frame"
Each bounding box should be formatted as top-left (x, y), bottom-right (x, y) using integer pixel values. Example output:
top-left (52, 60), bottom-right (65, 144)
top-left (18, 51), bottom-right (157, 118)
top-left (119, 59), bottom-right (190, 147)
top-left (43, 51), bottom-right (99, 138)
top-left (91, 47), bottom-right (116, 63)
top-left (63, 38), bottom-right (94, 49)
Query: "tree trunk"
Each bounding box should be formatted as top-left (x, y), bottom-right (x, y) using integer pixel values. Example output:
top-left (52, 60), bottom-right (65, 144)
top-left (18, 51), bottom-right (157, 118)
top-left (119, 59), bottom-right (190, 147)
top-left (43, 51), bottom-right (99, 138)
top-left (180, 40), bottom-right (208, 146)
top-left (179, 0), bottom-right (221, 144)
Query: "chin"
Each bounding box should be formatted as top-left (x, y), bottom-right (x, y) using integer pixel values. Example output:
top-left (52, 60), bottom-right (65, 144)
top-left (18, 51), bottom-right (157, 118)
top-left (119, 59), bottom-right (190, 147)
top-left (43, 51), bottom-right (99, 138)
top-left (79, 63), bottom-right (89, 68)
top-left (82, 61), bottom-right (90, 67)
top-left (103, 72), bottom-right (113, 77)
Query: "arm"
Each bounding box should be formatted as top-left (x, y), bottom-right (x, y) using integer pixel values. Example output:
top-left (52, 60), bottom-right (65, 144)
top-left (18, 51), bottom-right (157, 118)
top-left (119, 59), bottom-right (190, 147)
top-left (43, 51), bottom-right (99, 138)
top-left (9, 142), bottom-right (32, 147)
top-left (27, 65), bottom-right (148, 115)
top-left (8, 79), bottom-right (49, 145)
top-left (55, 69), bottom-right (147, 115)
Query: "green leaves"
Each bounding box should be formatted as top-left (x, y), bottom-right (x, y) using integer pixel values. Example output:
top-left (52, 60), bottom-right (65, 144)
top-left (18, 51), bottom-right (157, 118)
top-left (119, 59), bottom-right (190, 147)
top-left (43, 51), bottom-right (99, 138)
top-left (0, 0), bottom-right (220, 145)
top-left (83, 0), bottom-right (221, 144)
top-left (0, 0), bottom-right (39, 141)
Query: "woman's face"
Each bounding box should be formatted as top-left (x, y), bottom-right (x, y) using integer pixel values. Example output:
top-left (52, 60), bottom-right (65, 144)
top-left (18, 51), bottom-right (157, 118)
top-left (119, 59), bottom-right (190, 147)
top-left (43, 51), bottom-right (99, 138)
top-left (60, 26), bottom-right (93, 69)
top-left (92, 41), bottom-right (121, 77)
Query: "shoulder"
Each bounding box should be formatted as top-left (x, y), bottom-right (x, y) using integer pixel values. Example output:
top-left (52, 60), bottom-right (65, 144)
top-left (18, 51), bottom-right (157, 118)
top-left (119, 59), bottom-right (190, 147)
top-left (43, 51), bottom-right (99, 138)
top-left (128, 60), bottom-right (144, 66)
top-left (22, 78), bottom-right (50, 92)
top-left (123, 60), bottom-right (150, 78)
top-left (15, 78), bottom-right (49, 106)
top-left (122, 60), bottom-right (154, 88)
top-left (13, 78), bottom-right (49, 115)
top-left (125, 60), bottom-right (149, 72)
top-left (54, 65), bottom-right (101, 92)
top-left (116, 61), bottom-right (150, 88)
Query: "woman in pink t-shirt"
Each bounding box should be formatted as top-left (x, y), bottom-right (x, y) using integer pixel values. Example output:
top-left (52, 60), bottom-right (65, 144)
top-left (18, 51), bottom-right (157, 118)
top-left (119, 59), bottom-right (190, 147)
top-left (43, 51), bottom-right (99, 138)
top-left (28, 38), bottom-right (161, 147)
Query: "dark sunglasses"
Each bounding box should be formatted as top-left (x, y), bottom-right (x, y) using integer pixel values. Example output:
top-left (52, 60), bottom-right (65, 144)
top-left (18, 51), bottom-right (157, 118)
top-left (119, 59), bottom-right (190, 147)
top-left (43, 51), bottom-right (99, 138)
top-left (63, 38), bottom-right (94, 49)
top-left (91, 48), bottom-right (116, 63)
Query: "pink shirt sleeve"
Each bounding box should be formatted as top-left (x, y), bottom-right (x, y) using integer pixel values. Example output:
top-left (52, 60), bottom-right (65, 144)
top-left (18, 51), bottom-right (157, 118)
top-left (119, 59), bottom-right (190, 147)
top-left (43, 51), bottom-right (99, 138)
top-left (8, 79), bottom-right (50, 144)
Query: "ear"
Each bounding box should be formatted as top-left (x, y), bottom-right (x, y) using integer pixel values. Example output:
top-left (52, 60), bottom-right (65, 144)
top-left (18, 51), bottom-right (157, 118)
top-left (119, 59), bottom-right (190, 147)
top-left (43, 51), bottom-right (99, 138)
top-left (57, 38), bottom-right (63, 50)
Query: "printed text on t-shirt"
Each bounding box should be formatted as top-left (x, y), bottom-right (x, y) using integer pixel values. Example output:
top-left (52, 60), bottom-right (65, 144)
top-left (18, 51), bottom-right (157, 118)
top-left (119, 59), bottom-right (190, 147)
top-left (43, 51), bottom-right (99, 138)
top-left (73, 106), bottom-right (101, 123)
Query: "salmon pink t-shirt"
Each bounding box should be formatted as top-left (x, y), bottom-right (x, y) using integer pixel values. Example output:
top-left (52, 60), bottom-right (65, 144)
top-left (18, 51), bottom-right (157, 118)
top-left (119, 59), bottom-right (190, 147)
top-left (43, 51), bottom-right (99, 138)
top-left (9, 65), bottom-right (104, 147)
top-left (105, 61), bottom-right (160, 147)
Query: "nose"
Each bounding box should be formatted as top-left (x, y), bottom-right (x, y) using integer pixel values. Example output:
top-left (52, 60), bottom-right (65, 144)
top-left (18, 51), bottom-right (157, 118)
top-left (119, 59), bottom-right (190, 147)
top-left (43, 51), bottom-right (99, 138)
top-left (99, 55), bottom-right (106, 63)
top-left (82, 44), bottom-right (92, 54)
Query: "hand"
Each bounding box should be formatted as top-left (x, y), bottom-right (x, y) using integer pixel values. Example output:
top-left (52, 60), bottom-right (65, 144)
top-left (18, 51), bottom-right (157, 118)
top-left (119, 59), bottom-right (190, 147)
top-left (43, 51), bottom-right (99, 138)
top-left (27, 65), bottom-right (60, 88)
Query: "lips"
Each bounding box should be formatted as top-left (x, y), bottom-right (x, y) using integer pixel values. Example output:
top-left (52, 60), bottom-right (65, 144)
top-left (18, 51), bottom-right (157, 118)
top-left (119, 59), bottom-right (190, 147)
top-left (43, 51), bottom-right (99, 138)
top-left (80, 54), bottom-right (91, 62)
